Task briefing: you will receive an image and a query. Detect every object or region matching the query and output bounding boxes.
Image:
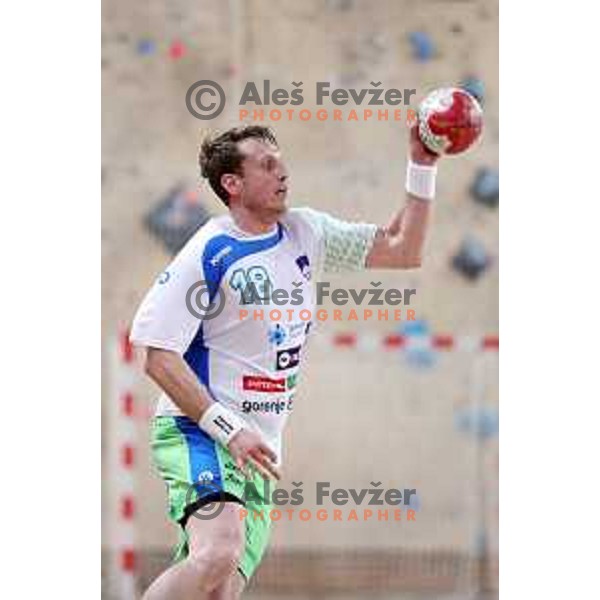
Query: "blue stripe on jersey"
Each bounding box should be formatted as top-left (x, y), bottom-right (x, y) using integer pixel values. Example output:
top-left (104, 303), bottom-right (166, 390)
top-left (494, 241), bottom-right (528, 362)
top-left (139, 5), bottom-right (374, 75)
top-left (174, 416), bottom-right (223, 492)
top-left (202, 224), bottom-right (284, 302)
top-left (183, 224), bottom-right (284, 389)
top-left (183, 326), bottom-right (210, 387)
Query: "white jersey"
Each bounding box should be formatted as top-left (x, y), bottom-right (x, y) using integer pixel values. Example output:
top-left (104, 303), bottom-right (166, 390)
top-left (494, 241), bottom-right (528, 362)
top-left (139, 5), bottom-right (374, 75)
top-left (130, 207), bottom-right (377, 459)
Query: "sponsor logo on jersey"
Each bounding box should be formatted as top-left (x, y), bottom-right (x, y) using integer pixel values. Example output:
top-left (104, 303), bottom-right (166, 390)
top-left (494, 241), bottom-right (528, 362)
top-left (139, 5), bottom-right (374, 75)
top-left (268, 323), bottom-right (288, 346)
top-left (241, 398), bottom-right (294, 414)
top-left (157, 270), bottom-right (170, 284)
top-left (243, 375), bottom-right (286, 393)
top-left (288, 322), bottom-right (307, 338)
top-left (276, 345), bottom-right (301, 370)
top-left (209, 245), bottom-right (232, 266)
top-left (286, 373), bottom-right (298, 390)
top-left (295, 254), bottom-right (311, 280)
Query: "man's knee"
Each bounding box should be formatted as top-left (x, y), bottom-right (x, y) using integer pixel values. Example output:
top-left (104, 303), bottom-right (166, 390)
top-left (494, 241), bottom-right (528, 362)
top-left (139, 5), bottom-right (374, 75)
top-left (197, 535), bottom-right (243, 575)
top-left (187, 519), bottom-right (244, 591)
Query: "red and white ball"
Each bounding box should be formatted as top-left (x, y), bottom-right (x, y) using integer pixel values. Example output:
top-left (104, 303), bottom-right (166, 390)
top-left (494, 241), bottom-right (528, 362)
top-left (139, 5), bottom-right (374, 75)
top-left (417, 87), bottom-right (483, 155)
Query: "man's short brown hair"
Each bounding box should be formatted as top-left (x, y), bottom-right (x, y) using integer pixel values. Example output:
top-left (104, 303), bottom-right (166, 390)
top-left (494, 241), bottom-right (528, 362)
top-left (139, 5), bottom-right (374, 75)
top-left (199, 126), bottom-right (278, 205)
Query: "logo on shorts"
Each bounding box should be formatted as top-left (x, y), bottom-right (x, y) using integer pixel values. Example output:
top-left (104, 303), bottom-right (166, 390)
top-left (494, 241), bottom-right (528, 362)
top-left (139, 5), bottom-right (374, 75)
top-left (276, 345), bottom-right (301, 370)
top-left (198, 470), bottom-right (214, 482)
top-left (243, 375), bottom-right (286, 393)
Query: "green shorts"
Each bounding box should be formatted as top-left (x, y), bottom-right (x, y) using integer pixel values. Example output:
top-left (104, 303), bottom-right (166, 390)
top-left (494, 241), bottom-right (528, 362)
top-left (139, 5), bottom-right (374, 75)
top-left (150, 415), bottom-right (273, 580)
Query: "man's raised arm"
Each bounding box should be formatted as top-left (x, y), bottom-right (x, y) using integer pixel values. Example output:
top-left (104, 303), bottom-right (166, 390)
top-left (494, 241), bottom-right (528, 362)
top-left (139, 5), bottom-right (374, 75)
top-left (366, 126), bottom-right (440, 270)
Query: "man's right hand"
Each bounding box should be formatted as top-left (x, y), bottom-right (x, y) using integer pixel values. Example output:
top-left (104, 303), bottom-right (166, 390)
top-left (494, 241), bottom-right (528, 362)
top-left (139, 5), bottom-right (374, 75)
top-left (228, 429), bottom-right (281, 481)
top-left (409, 122), bottom-right (439, 166)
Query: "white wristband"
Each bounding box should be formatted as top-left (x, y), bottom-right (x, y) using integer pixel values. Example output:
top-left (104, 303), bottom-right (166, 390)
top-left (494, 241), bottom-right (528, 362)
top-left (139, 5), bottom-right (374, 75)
top-left (198, 403), bottom-right (245, 447)
top-left (406, 160), bottom-right (438, 201)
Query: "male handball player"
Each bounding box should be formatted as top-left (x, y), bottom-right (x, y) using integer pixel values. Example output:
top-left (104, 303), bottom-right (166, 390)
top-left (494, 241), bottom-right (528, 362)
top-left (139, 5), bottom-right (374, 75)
top-left (131, 123), bottom-right (440, 599)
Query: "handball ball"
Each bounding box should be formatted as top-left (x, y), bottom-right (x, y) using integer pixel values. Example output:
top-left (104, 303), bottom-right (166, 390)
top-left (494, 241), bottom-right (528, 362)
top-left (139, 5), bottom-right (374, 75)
top-left (417, 87), bottom-right (483, 155)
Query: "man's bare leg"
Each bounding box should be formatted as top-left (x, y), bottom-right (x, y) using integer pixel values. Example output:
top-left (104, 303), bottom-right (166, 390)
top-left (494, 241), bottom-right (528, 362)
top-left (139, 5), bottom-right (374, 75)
top-left (142, 503), bottom-right (245, 600)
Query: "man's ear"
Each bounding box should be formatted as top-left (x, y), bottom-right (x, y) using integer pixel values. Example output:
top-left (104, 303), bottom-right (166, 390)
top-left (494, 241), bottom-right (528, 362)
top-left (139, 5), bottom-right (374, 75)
top-left (221, 173), bottom-right (243, 199)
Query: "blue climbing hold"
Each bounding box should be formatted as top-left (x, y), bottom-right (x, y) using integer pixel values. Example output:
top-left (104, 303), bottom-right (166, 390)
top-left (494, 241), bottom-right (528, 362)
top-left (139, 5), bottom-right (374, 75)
top-left (452, 236), bottom-right (491, 281)
top-left (471, 167), bottom-right (499, 208)
top-left (137, 38), bottom-right (156, 56)
top-left (460, 76), bottom-right (485, 104)
top-left (409, 32), bottom-right (435, 61)
top-left (455, 407), bottom-right (499, 439)
top-left (398, 319), bottom-right (436, 368)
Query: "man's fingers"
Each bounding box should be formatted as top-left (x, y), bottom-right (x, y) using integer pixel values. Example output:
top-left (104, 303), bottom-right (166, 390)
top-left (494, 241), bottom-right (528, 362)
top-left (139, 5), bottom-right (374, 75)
top-left (258, 443), bottom-right (278, 464)
top-left (248, 458), bottom-right (273, 482)
top-left (235, 451), bottom-right (277, 481)
top-left (255, 446), bottom-right (281, 480)
top-left (249, 449), bottom-right (281, 481)
top-left (235, 455), bottom-right (250, 479)
top-left (231, 433), bottom-right (280, 480)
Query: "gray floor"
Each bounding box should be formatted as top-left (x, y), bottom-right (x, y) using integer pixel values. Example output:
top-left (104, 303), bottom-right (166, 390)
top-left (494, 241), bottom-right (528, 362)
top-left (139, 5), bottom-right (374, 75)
top-left (102, 588), bottom-right (497, 600)
top-left (238, 595), bottom-right (497, 600)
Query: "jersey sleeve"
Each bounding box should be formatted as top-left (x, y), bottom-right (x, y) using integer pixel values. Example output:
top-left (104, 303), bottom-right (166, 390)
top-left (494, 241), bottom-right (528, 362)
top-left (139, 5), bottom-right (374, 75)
top-left (130, 239), bottom-right (207, 354)
top-left (295, 207), bottom-right (378, 274)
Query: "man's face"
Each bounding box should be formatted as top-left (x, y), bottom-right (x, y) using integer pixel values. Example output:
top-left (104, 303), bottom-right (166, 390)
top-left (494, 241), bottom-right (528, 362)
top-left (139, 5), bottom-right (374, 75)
top-left (235, 138), bottom-right (289, 218)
